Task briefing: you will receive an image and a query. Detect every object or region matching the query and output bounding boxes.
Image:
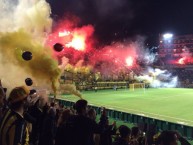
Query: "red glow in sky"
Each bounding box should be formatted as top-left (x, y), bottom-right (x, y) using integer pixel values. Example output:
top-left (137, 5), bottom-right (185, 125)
top-left (46, 22), bottom-right (94, 53)
top-left (46, 17), bottom-right (141, 75)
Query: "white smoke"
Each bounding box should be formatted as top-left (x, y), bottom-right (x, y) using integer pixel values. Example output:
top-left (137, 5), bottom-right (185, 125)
top-left (0, 0), bottom-right (18, 32)
top-left (135, 67), bottom-right (178, 88)
top-left (0, 0), bottom-right (52, 41)
top-left (143, 48), bottom-right (156, 64)
top-left (14, 0), bottom-right (52, 41)
top-left (0, 0), bottom-right (63, 96)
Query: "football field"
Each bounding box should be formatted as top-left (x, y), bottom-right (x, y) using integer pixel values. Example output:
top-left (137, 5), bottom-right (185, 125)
top-left (59, 88), bottom-right (193, 126)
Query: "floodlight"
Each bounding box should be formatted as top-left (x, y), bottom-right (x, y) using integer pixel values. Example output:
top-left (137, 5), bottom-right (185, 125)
top-left (163, 33), bottom-right (173, 39)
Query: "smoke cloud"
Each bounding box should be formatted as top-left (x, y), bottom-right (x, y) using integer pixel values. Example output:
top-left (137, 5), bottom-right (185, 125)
top-left (0, 0), bottom-right (179, 99)
top-left (47, 0), bottom-right (136, 44)
top-left (0, 0), bottom-right (61, 94)
top-left (135, 67), bottom-right (178, 88)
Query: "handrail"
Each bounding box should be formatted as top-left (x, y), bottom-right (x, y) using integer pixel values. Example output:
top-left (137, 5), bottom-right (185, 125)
top-left (57, 99), bottom-right (193, 139)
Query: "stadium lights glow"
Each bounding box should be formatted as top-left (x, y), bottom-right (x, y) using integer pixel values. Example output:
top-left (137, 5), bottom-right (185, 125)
top-left (163, 33), bottom-right (173, 39)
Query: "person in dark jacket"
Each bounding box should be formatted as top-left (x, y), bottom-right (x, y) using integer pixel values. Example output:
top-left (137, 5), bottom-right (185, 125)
top-left (87, 108), bottom-right (98, 145)
top-left (156, 130), bottom-right (191, 145)
top-left (113, 125), bottom-right (131, 145)
top-left (0, 86), bottom-right (6, 120)
top-left (57, 99), bottom-right (102, 145)
top-left (38, 105), bottom-right (55, 145)
top-left (55, 109), bottom-right (72, 145)
top-left (27, 99), bottom-right (43, 145)
top-left (99, 108), bottom-right (117, 145)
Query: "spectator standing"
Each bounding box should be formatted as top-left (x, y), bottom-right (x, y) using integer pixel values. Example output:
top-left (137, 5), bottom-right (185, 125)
top-left (99, 108), bottom-right (117, 145)
top-left (130, 127), bottom-right (140, 145)
top-left (65, 99), bottom-right (102, 145)
top-left (55, 109), bottom-right (72, 145)
top-left (0, 86), bottom-right (5, 120)
top-left (38, 104), bottom-right (56, 145)
top-left (157, 130), bottom-right (191, 145)
top-left (0, 86), bottom-right (30, 145)
top-left (87, 108), bottom-right (100, 145)
top-left (113, 125), bottom-right (131, 145)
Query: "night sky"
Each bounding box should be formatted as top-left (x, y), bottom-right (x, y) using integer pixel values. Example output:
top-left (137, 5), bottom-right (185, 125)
top-left (47, 0), bottom-right (193, 46)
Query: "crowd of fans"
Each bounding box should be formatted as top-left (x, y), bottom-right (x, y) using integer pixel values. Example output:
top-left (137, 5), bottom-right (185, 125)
top-left (171, 69), bottom-right (193, 87)
top-left (0, 85), bottom-right (191, 145)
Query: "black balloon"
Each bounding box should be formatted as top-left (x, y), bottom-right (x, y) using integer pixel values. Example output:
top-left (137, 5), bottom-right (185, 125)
top-left (22, 51), bottom-right (32, 61)
top-left (25, 78), bottom-right (33, 86)
top-left (53, 43), bottom-right (64, 52)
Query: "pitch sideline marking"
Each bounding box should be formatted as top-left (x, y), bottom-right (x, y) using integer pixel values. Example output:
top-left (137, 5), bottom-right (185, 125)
top-left (90, 102), bottom-right (193, 125)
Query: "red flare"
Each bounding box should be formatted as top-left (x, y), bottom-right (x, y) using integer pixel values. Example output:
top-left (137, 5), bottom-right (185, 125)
top-left (126, 56), bottom-right (133, 66)
top-left (178, 57), bottom-right (186, 64)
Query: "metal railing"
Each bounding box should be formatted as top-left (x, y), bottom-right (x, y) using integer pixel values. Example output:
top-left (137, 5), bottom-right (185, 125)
top-left (57, 99), bottom-right (193, 139)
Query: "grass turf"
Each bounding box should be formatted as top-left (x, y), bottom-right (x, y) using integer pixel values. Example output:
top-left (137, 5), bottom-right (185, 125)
top-left (59, 88), bottom-right (193, 126)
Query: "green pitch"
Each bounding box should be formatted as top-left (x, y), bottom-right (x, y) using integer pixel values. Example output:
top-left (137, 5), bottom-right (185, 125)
top-left (59, 88), bottom-right (193, 126)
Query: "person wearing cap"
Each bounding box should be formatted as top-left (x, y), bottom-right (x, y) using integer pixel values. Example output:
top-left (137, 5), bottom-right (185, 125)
top-left (0, 86), bottom-right (30, 145)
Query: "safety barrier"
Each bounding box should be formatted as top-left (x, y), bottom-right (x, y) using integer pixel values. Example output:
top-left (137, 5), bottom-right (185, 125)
top-left (57, 99), bottom-right (193, 139)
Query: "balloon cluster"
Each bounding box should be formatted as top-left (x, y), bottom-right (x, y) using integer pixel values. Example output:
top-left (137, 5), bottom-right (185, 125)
top-left (22, 43), bottom-right (64, 86)
top-left (22, 51), bottom-right (33, 86)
